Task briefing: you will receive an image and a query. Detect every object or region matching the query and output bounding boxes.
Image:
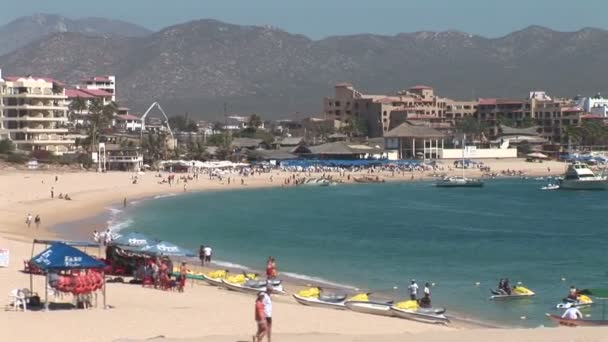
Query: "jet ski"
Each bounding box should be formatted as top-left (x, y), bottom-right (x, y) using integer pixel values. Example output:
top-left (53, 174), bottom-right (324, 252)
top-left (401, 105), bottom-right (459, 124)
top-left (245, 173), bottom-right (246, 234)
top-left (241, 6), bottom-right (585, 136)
top-left (344, 300), bottom-right (395, 317)
top-left (221, 278), bottom-right (285, 295)
top-left (541, 184), bottom-right (560, 190)
top-left (292, 287), bottom-right (368, 310)
top-left (200, 270), bottom-right (229, 286)
top-left (490, 285), bottom-right (535, 300)
top-left (556, 294), bottom-right (593, 309)
top-left (390, 300), bottom-right (449, 324)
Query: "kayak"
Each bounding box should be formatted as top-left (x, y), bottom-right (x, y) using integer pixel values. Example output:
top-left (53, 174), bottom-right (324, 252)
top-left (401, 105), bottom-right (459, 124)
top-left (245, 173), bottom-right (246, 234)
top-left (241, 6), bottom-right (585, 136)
top-left (390, 306), bottom-right (449, 324)
top-left (344, 300), bottom-right (395, 317)
top-left (221, 279), bottom-right (285, 295)
top-left (556, 295), bottom-right (593, 309)
top-left (292, 293), bottom-right (348, 310)
top-left (490, 286), bottom-right (535, 300)
top-left (546, 313), bottom-right (608, 327)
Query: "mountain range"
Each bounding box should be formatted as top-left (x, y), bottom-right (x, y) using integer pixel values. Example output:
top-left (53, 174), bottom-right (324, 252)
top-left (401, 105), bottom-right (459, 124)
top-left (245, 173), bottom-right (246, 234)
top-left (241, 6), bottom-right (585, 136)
top-left (0, 14), bottom-right (607, 119)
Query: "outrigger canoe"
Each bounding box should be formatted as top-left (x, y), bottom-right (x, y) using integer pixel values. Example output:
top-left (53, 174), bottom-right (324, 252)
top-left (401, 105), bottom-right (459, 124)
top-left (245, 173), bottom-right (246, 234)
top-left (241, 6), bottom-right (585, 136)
top-left (546, 313), bottom-right (608, 327)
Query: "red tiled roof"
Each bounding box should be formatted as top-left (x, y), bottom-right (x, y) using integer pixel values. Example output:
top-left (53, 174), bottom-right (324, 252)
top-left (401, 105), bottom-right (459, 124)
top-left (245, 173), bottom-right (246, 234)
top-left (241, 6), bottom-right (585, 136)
top-left (66, 88), bottom-right (95, 99)
top-left (81, 88), bottom-right (112, 97)
top-left (4, 76), bottom-right (64, 86)
top-left (115, 114), bottom-right (141, 121)
top-left (562, 107), bottom-right (583, 112)
top-left (478, 98), bottom-right (524, 106)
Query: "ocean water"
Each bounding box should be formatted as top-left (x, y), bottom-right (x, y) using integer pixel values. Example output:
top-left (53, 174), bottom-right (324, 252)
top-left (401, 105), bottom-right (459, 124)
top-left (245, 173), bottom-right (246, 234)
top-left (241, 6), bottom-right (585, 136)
top-left (117, 179), bottom-right (608, 327)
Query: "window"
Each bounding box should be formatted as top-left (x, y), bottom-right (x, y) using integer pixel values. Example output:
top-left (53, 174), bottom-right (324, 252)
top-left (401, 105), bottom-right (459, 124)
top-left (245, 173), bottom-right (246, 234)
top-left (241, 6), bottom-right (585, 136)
top-left (335, 101), bottom-right (341, 106)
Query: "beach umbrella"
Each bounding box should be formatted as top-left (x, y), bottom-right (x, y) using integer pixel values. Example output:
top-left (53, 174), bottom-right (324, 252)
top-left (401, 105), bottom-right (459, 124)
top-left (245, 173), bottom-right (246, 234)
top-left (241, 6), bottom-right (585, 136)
top-left (137, 240), bottom-right (195, 257)
top-left (111, 232), bottom-right (152, 247)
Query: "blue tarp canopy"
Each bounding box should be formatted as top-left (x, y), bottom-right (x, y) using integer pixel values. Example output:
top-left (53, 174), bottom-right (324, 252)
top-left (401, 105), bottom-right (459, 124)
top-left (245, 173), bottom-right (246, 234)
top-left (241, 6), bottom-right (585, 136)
top-left (31, 242), bottom-right (105, 270)
top-left (280, 159), bottom-right (423, 168)
top-left (131, 240), bottom-right (195, 257)
top-left (111, 232), bottom-right (152, 247)
top-left (33, 239), bottom-right (98, 248)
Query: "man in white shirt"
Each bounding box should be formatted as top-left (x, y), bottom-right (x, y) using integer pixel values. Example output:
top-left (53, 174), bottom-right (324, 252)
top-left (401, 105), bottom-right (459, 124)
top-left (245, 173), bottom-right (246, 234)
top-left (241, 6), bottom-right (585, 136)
top-left (104, 228), bottom-right (113, 245)
top-left (562, 307), bottom-right (583, 320)
top-left (203, 246), bottom-right (212, 264)
top-left (263, 286), bottom-right (273, 342)
top-left (408, 280), bottom-right (419, 300)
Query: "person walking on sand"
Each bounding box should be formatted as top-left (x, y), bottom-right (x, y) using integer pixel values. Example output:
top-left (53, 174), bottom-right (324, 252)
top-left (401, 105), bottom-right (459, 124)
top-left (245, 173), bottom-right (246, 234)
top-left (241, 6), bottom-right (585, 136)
top-left (199, 245), bottom-right (205, 266)
top-left (25, 213), bottom-right (32, 228)
top-left (51, 187), bottom-right (54, 199)
top-left (178, 262), bottom-right (187, 293)
top-left (262, 286), bottom-right (273, 342)
top-left (34, 215), bottom-right (41, 228)
top-left (123, 197), bottom-right (127, 208)
top-left (253, 292), bottom-right (268, 342)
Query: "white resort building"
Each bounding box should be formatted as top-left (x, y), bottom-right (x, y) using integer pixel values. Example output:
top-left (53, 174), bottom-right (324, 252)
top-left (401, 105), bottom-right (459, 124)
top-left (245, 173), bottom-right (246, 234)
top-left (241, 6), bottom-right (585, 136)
top-left (0, 72), bottom-right (74, 154)
top-left (80, 75), bottom-right (116, 102)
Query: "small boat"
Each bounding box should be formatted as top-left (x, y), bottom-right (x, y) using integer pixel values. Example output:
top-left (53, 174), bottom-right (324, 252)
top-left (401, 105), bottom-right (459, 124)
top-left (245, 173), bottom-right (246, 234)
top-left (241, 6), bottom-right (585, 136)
top-left (489, 286), bottom-right (535, 300)
top-left (546, 313), bottom-right (608, 327)
top-left (556, 295), bottom-right (594, 309)
top-left (199, 270), bottom-right (229, 286)
top-left (201, 274), bottom-right (225, 286)
top-left (541, 184), bottom-right (560, 190)
top-left (390, 306), bottom-right (449, 324)
top-left (221, 279), bottom-right (285, 295)
top-left (559, 162), bottom-right (608, 190)
top-left (435, 176), bottom-right (484, 188)
top-left (301, 178), bottom-right (331, 186)
top-left (344, 300), bottom-right (395, 317)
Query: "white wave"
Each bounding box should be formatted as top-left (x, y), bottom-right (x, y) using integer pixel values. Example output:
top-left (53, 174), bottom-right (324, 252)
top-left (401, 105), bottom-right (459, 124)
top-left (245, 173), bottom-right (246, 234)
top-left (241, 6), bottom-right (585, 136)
top-left (211, 260), bottom-right (250, 270)
top-left (106, 218), bottom-right (134, 234)
top-left (281, 272), bottom-right (357, 290)
top-left (153, 193), bottom-right (177, 199)
top-left (106, 207), bottom-right (123, 215)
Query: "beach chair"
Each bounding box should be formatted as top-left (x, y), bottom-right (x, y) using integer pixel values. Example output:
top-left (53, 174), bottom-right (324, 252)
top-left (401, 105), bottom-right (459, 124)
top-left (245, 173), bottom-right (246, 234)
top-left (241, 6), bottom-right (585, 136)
top-left (8, 289), bottom-right (26, 311)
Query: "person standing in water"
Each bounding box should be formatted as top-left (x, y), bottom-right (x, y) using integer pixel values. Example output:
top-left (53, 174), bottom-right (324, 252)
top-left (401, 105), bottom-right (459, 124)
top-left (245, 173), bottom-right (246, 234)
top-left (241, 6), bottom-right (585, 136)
top-left (199, 245), bottom-right (205, 266)
top-left (266, 257), bottom-right (277, 280)
top-left (408, 280), bottom-right (419, 300)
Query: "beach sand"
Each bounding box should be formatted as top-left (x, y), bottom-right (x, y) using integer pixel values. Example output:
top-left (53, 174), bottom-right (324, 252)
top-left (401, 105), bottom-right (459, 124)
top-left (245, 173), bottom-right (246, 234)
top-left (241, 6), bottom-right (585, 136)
top-left (1, 159), bottom-right (604, 341)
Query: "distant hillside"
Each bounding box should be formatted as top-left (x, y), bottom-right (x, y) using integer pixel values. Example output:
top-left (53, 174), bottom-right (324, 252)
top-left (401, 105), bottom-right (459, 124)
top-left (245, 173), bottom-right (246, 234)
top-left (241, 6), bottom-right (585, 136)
top-left (0, 14), bottom-right (151, 56)
top-left (1, 18), bottom-right (607, 119)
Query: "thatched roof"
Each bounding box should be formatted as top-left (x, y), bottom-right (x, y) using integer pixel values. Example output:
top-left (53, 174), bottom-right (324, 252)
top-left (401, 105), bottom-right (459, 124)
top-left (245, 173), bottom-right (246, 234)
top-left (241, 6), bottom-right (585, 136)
top-left (308, 141), bottom-right (382, 155)
top-left (231, 138), bottom-right (264, 148)
top-left (384, 121), bottom-right (445, 138)
top-left (499, 125), bottom-right (540, 136)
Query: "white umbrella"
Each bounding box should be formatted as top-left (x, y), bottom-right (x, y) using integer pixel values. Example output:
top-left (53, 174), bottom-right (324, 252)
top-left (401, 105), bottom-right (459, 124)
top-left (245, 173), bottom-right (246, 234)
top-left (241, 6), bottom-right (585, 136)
top-left (527, 152), bottom-right (548, 159)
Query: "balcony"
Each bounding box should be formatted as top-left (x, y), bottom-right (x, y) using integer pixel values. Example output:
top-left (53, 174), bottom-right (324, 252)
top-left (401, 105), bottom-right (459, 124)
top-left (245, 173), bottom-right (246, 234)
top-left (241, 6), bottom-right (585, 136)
top-left (3, 104), bottom-right (68, 110)
top-left (14, 138), bottom-right (75, 145)
top-left (6, 128), bottom-right (69, 133)
top-left (4, 116), bottom-right (68, 122)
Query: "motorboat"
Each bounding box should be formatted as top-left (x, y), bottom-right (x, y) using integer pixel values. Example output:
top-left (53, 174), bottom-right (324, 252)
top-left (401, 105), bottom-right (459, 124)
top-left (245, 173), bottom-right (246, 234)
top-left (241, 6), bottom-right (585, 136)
top-left (292, 288), bottom-right (369, 310)
top-left (390, 300), bottom-right (449, 324)
top-left (559, 162), bottom-right (608, 190)
top-left (556, 295), bottom-right (593, 309)
top-left (344, 300), bottom-right (395, 317)
top-left (546, 313), bottom-right (608, 327)
top-left (301, 178), bottom-right (331, 186)
top-left (435, 176), bottom-right (484, 188)
top-left (489, 286), bottom-right (535, 300)
top-left (541, 184), bottom-right (560, 190)
top-left (221, 279), bottom-right (285, 295)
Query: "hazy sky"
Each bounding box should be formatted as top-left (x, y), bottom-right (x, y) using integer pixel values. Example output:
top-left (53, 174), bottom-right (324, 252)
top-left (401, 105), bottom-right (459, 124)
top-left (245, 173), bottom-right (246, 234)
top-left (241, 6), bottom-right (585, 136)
top-left (1, 0), bottom-right (605, 39)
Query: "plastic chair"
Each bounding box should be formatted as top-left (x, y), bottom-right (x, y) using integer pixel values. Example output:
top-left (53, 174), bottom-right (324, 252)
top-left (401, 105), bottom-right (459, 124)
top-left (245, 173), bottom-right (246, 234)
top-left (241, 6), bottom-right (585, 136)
top-left (9, 289), bottom-right (26, 311)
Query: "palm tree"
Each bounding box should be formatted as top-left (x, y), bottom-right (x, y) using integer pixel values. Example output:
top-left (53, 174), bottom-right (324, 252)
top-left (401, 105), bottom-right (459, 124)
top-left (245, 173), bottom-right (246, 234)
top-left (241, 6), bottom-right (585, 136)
top-left (86, 99), bottom-right (117, 152)
top-left (68, 97), bottom-right (88, 128)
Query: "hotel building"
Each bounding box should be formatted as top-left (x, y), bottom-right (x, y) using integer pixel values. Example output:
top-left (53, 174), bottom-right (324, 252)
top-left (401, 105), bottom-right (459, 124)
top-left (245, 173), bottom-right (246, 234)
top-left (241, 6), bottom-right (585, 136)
top-left (0, 73), bottom-right (74, 154)
top-left (80, 75), bottom-right (116, 102)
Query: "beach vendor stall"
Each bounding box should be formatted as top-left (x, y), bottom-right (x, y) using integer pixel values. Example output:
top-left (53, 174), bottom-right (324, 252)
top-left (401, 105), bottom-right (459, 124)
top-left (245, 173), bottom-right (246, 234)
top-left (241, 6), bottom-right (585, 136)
top-left (106, 232), bottom-right (154, 276)
top-left (30, 242), bottom-right (106, 310)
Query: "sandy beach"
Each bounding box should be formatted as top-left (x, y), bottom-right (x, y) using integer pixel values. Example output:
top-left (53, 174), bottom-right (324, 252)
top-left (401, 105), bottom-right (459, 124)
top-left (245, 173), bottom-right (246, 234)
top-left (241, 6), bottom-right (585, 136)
top-left (2, 158), bottom-right (607, 341)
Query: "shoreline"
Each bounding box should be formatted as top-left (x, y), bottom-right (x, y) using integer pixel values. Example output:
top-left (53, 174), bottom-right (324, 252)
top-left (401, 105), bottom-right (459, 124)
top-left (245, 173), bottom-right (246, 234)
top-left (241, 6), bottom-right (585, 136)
top-left (0, 159), bottom-right (592, 341)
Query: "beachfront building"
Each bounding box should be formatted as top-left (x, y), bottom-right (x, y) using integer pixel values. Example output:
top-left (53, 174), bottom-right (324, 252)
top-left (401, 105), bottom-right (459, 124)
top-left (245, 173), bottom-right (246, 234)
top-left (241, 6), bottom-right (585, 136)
top-left (384, 121), bottom-right (445, 159)
top-left (114, 114), bottom-right (142, 132)
top-left (323, 83), bottom-right (464, 138)
top-left (80, 76), bottom-right (116, 102)
top-left (573, 93), bottom-right (608, 117)
top-left (96, 143), bottom-right (143, 172)
top-left (65, 87), bottom-right (114, 127)
top-left (0, 74), bottom-right (74, 154)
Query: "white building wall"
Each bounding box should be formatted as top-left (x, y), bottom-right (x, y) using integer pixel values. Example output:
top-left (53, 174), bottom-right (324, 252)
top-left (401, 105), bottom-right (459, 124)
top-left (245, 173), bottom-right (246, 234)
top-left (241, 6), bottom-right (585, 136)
top-left (440, 148), bottom-right (518, 159)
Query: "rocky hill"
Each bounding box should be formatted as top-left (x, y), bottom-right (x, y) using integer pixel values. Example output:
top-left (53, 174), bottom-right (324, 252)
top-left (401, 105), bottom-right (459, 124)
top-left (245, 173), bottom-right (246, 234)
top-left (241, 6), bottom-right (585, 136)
top-left (1, 18), bottom-right (607, 119)
top-left (0, 14), bottom-right (151, 56)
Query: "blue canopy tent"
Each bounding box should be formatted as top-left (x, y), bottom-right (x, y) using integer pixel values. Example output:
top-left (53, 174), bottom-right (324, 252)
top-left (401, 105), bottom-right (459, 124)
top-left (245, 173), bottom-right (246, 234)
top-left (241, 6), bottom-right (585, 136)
top-left (131, 240), bottom-right (195, 257)
top-left (30, 242), bottom-right (107, 310)
top-left (111, 232), bottom-right (152, 247)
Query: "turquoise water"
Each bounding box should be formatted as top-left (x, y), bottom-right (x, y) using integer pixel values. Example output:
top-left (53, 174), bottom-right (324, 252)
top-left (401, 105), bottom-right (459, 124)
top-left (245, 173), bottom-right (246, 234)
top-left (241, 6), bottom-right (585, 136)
top-left (121, 180), bottom-right (608, 327)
